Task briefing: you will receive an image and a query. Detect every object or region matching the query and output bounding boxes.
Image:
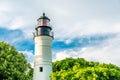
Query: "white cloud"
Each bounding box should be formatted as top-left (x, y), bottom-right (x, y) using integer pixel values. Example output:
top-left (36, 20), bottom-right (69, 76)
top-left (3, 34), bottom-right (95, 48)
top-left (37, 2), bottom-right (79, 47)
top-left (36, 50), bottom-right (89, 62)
top-left (56, 52), bottom-right (70, 61)
top-left (55, 34), bottom-right (120, 66)
top-left (54, 19), bottom-right (120, 40)
top-left (64, 39), bottom-right (73, 44)
top-left (19, 50), bottom-right (34, 68)
top-left (0, 1), bottom-right (12, 12)
top-left (0, 0), bottom-right (120, 39)
top-left (9, 16), bottom-right (26, 29)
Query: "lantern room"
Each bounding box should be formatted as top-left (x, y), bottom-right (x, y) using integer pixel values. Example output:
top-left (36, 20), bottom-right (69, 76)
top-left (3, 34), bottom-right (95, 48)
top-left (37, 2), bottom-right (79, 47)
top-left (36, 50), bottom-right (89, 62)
top-left (34, 13), bottom-right (53, 38)
top-left (37, 13), bottom-right (50, 27)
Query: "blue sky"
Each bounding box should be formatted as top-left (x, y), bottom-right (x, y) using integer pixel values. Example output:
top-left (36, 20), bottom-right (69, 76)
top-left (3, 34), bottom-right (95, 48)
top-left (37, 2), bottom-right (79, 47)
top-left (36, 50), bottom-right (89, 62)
top-left (0, 0), bottom-right (120, 67)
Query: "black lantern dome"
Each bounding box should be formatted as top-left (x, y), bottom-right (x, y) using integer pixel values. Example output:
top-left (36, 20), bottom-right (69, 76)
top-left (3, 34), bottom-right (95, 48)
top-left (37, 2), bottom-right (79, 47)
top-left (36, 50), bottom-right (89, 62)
top-left (37, 13), bottom-right (51, 29)
top-left (34, 13), bottom-right (53, 38)
top-left (38, 13), bottom-right (50, 21)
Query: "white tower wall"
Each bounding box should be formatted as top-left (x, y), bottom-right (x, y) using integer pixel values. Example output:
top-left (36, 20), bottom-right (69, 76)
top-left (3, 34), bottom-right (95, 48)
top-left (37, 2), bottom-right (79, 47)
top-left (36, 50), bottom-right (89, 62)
top-left (34, 36), bottom-right (52, 80)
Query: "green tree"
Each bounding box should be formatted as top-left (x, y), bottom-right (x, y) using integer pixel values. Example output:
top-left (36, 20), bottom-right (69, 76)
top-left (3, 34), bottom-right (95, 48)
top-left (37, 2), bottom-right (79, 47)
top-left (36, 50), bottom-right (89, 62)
top-left (51, 58), bottom-right (120, 80)
top-left (0, 42), bottom-right (33, 80)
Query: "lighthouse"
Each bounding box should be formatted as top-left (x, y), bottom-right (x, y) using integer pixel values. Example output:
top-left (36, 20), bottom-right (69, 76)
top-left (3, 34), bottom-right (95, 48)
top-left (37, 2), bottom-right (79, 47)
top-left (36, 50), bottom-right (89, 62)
top-left (33, 13), bottom-right (53, 80)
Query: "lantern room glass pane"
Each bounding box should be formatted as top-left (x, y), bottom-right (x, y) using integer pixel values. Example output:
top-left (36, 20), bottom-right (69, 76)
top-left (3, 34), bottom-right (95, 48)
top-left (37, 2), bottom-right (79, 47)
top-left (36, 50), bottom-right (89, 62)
top-left (37, 27), bottom-right (51, 36)
top-left (38, 19), bottom-right (50, 26)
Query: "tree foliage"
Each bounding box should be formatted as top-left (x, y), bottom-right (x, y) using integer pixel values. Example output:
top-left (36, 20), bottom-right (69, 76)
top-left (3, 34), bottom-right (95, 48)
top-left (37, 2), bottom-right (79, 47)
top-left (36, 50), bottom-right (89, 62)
top-left (51, 58), bottom-right (120, 80)
top-left (0, 42), bottom-right (33, 80)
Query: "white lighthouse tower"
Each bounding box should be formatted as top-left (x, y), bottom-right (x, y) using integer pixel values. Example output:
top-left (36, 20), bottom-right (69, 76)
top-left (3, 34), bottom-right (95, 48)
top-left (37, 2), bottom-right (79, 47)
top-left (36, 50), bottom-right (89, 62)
top-left (33, 13), bottom-right (53, 80)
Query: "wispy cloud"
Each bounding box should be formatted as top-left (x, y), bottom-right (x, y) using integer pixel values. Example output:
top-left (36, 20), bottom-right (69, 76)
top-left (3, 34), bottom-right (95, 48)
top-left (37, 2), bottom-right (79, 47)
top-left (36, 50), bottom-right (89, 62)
top-left (0, 0), bottom-right (120, 39)
top-left (54, 34), bottom-right (120, 66)
top-left (53, 34), bottom-right (116, 50)
top-left (19, 50), bottom-right (34, 68)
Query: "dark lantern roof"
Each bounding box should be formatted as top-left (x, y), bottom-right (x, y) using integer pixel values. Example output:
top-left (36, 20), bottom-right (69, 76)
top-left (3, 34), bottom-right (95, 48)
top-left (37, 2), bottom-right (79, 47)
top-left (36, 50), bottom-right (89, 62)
top-left (37, 13), bottom-right (50, 21)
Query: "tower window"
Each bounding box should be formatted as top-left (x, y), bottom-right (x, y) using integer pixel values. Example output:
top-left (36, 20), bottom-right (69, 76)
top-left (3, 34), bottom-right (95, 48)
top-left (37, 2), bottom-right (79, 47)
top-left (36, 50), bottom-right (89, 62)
top-left (40, 67), bottom-right (43, 72)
